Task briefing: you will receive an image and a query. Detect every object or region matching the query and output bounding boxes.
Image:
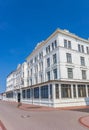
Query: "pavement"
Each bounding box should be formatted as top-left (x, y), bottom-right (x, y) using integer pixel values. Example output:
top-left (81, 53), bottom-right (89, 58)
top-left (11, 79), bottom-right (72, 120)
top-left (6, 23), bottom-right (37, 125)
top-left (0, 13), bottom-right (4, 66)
top-left (0, 101), bottom-right (89, 130)
top-left (18, 103), bottom-right (89, 129)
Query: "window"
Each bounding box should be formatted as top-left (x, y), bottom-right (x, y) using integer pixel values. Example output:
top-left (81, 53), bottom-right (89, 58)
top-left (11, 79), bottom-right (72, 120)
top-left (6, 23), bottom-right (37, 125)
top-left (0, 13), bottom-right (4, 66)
top-left (27, 89), bottom-right (30, 99)
top-left (54, 40), bottom-right (57, 48)
top-left (30, 78), bottom-right (32, 85)
top-left (34, 87), bottom-right (39, 98)
top-left (28, 71), bottom-right (29, 77)
top-left (61, 84), bottom-right (71, 98)
top-left (55, 84), bottom-right (59, 99)
top-left (78, 44), bottom-right (84, 53)
top-left (66, 53), bottom-right (72, 63)
top-left (82, 70), bottom-right (86, 79)
top-left (40, 74), bottom-right (43, 82)
top-left (78, 44), bottom-right (81, 52)
top-left (30, 59), bottom-right (33, 64)
top-left (52, 42), bottom-right (54, 50)
top-left (41, 85), bottom-right (48, 98)
top-left (68, 41), bottom-right (71, 49)
top-left (47, 71), bottom-right (50, 81)
top-left (35, 76), bottom-right (38, 84)
top-left (67, 68), bottom-right (73, 79)
top-left (50, 84), bottom-right (52, 99)
top-left (81, 45), bottom-right (84, 53)
top-left (47, 58), bottom-right (50, 67)
top-left (53, 68), bottom-right (57, 79)
top-left (22, 90), bottom-right (26, 99)
top-left (39, 52), bottom-right (43, 59)
top-left (80, 57), bottom-right (85, 66)
top-left (52, 40), bottom-right (57, 50)
top-left (86, 47), bottom-right (89, 54)
top-left (46, 45), bottom-right (50, 54)
top-left (87, 85), bottom-right (89, 96)
top-left (31, 69), bottom-right (32, 76)
top-left (53, 53), bottom-right (57, 64)
top-left (78, 85), bottom-right (86, 97)
top-left (64, 39), bottom-right (67, 48)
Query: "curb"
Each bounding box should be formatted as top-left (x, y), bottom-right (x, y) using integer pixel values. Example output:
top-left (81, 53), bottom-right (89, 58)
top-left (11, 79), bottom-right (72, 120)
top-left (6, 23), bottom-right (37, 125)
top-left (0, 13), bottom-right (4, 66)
top-left (79, 116), bottom-right (89, 129)
top-left (0, 120), bottom-right (6, 130)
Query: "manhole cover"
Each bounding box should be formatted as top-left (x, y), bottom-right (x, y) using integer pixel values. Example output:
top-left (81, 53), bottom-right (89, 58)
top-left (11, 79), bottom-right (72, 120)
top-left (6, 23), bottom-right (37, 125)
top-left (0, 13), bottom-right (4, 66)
top-left (21, 115), bottom-right (30, 118)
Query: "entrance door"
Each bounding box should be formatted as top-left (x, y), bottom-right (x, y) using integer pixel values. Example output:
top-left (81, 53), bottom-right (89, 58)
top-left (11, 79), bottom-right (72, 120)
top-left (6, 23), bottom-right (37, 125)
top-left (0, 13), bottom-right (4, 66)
top-left (17, 93), bottom-right (21, 102)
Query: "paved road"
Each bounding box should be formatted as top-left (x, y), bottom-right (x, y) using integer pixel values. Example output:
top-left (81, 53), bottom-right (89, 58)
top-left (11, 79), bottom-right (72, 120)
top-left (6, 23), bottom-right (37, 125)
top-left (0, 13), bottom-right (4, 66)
top-left (0, 101), bottom-right (89, 130)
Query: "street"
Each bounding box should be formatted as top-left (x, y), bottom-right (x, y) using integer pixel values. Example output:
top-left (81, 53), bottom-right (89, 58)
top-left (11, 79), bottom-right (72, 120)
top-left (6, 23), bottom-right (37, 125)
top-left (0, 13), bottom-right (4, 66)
top-left (0, 101), bottom-right (88, 130)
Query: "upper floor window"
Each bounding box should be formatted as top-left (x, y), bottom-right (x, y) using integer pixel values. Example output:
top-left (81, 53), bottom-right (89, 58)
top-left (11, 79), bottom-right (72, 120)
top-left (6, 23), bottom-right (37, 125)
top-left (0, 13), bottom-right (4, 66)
top-left (78, 44), bottom-right (84, 53)
top-left (30, 59), bottom-right (33, 64)
top-left (46, 45), bottom-right (50, 54)
top-left (35, 56), bottom-right (38, 63)
top-left (66, 53), bottom-right (72, 63)
top-left (67, 68), bottom-right (73, 79)
top-left (80, 57), bottom-right (85, 66)
top-left (64, 39), bottom-right (67, 48)
top-left (86, 47), bottom-right (89, 54)
top-left (47, 58), bottom-right (50, 67)
top-left (52, 40), bottom-right (57, 50)
top-left (82, 70), bottom-right (86, 80)
top-left (53, 68), bottom-right (57, 79)
top-left (53, 53), bottom-right (57, 64)
top-left (64, 39), bottom-right (71, 49)
top-left (47, 71), bottom-right (50, 81)
top-left (81, 45), bottom-right (84, 53)
top-left (39, 51), bottom-right (43, 59)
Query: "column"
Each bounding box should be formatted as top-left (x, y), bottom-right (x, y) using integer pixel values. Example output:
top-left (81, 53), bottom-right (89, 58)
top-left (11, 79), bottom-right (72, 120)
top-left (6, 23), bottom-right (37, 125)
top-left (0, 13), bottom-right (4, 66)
top-left (39, 86), bottom-right (41, 105)
top-left (86, 85), bottom-right (88, 97)
top-left (52, 83), bottom-right (55, 106)
top-left (71, 84), bottom-right (74, 99)
top-left (59, 84), bottom-right (61, 99)
top-left (76, 84), bottom-right (78, 98)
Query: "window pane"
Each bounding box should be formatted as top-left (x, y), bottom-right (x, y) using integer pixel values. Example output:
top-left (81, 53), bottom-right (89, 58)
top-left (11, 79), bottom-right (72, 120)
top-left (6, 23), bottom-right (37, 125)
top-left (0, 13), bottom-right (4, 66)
top-left (68, 41), bottom-right (71, 49)
top-left (55, 84), bottom-right (59, 99)
top-left (34, 87), bottom-right (39, 98)
top-left (41, 85), bottom-right (48, 98)
top-left (66, 53), bottom-right (72, 63)
top-left (53, 68), bottom-right (57, 79)
top-left (80, 57), bottom-right (85, 66)
top-left (61, 84), bottom-right (71, 98)
top-left (82, 70), bottom-right (86, 79)
top-left (64, 39), bottom-right (67, 48)
top-left (53, 54), bottom-right (57, 64)
top-left (78, 44), bottom-right (81, 52)
top-left (67, 68), bottom-right (73, 79)
top-left (27, 89), bottom-right (30, 99)
top-left (78, 85), bottom-right (86, 97)
top-left (47, 71), bottom-right (50, 81)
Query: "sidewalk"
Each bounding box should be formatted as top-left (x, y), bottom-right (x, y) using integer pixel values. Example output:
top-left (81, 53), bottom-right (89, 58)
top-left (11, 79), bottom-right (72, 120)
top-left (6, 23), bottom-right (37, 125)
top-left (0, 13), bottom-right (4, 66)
top-left (0, 120), bottom-right (6, 130)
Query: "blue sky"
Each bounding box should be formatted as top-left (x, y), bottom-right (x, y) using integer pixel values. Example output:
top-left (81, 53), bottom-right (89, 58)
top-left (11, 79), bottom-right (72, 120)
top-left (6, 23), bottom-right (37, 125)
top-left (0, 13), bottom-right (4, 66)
top-left (0, 0), bottom-right (89, 92)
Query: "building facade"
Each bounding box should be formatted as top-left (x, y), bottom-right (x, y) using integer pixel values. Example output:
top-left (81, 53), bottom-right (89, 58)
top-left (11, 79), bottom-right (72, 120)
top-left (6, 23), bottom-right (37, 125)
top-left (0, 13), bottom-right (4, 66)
top-left (5, 28), bottom-right (89, 107)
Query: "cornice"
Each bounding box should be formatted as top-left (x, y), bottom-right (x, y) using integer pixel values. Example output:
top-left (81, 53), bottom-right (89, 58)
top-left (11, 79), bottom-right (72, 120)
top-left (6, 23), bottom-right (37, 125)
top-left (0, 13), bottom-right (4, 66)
top-left (26, 28), bottom-right (89, 61)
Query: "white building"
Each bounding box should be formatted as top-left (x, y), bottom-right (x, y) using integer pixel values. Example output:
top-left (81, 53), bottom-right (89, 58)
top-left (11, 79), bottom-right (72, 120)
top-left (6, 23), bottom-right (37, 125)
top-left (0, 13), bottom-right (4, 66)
top-left (6, 28), bottom-right (89, 107)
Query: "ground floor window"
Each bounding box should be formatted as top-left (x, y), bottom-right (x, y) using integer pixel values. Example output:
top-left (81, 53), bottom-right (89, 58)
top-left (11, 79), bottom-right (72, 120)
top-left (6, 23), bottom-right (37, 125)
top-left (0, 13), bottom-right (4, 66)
top-left (55, 84), bottom-right (59, 99)
top-left (6, 92), bottom-right (13, 98)
top-left (87, 85), bottom-right (89, 97)
top-left (34, 87), bottom-right (39, 98)
top-left (22, 90), bottom-right (26, 99)
top-left (50, 84), bottom-right (52, 99)
top-left (73, 85), bottom-right (76, 98)
top-left (41, 85), bottom-right (48, 98)
top-left (61, 84), bottom-right (71, 98)
top-left (27, 89), bottom-right (30, 99)
top-left (78, 85), bottom-right (86, 97)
